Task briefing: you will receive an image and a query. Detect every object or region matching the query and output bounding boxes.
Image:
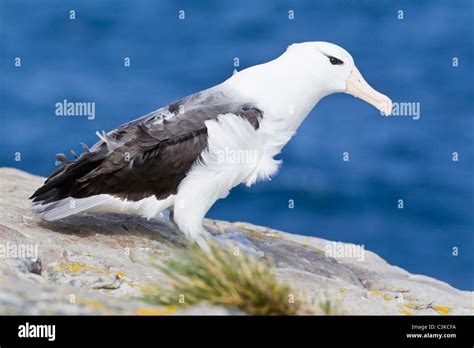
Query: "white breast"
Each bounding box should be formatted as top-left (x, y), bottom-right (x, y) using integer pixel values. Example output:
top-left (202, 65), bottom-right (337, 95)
top-left (199, 112), bottom-right (283, 189)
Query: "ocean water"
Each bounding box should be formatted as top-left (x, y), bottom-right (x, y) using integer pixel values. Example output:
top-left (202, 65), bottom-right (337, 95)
top-left (1, 0), bottom-right (472, 289)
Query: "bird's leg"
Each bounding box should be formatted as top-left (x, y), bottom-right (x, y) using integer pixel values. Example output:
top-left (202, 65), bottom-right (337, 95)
top-left (172, 178), bottom-right (263, 256)
top-left (162, 205), bottom-right (201, 246)
top-left (173, 200), bottom-right (212, 252)
top-left (172, 169), bottom-right (233, 251)
top-left (137, 194), bottom-right (175, 221)
top-left (167, 206), bottom-right (176, 225)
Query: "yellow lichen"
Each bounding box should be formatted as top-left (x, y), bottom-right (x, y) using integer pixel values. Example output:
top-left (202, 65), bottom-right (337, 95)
top-left (383, 295), bottom-right (392, 301)
top-left (52, 261), bottom-right (131, 280)
top-left (135, 306), bottom-right (176, 316)
top-left (266, 234), bottom-right (283, 240)
top-left (238, 226), bottom-right (258, 234)
top-left (51, 261), bottom-right (145, 291)
top-left (433, 305), bottom-right (451, 315)
top-left (80, 299), bottom-right (105, 309)
top-left (400, 309), bottom-right (412, 315)
top-left (237, 225), bottom-right (283, 240)
top-left (120, 278), bottom-right (153, 293)
top-left (403, 301), bottom-right (420, 310)
top-left (51, 261), bottom-right (109, 275)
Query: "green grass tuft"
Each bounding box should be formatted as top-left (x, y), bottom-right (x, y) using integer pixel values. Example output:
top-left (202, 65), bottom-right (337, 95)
top-left (145, 242), bottom-right (298, 315)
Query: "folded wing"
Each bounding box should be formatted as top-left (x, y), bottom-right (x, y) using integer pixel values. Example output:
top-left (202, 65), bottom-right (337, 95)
top-left (30, 88), bottom-right (263, 208)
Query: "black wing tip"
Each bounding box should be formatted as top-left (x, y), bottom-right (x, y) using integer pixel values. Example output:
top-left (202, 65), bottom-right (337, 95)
top-left (29, 142), bottom-right (108, 204)
top-left (29, 185), bottom-right (45, 201)
top-left (29, 186), bottom-right (61, 204)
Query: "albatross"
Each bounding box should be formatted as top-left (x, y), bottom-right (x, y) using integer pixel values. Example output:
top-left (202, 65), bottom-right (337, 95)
top-left (31, 41), bottom-right (392, 249)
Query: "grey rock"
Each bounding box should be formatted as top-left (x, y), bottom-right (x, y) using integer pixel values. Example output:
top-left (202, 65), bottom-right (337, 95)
top-left (174, 303), bottom-right (244, 315)
top-left (0, 168), bottom-right (472, 315)
top-left (213, 230), bottom-right (265, 259)
top-left (23, 257), bottom-right (42, 275)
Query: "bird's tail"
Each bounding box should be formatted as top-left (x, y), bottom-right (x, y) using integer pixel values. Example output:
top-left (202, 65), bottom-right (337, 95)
top-left (30, 144), bottom-right (106, 204)
top-left (31, 195), bottom-right (112, 221)
top-left (30, 143), bottom-right (108, 220)
top-left (32, 194), bottom-right (176, 221)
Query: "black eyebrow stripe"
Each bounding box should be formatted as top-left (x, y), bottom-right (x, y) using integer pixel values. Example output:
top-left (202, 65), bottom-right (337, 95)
top-left (319, 51), bottom-right (344, 63)
top-left (325, 55), bottom-right (344, 65)
top-left (324, 54), bottom-right (343, 60)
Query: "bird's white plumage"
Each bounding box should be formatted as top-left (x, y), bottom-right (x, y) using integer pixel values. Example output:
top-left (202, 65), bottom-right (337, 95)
top-left (34, 42), bottom-right (392, 249)
top-left (173, 113), bottom-right (284, 243)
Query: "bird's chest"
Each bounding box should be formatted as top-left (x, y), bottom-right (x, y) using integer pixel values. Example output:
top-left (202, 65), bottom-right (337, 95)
top-left (202, 114), bottom-right (289, 189)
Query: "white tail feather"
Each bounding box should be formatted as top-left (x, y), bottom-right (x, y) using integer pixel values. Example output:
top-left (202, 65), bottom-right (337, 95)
top-left (31, 195), bottom-right (113, 221)
top-left (32, 194), bottom-right (175, 221)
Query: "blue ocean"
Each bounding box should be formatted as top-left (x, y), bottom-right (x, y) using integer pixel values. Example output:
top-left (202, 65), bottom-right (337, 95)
top-left (1, 0), bottom-right (472, 290)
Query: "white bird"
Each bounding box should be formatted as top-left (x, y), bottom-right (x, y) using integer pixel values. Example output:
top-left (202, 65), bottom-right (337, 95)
top-left (31, 41), bottom-right (392, 249)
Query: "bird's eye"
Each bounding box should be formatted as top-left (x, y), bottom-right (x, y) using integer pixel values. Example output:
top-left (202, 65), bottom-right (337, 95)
top-left (328, 56), bottom-right (344, 65)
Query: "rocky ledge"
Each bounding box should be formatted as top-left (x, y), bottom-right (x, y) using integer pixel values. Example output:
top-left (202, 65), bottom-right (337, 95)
top-left (0, 168), bottom-right (471, 315)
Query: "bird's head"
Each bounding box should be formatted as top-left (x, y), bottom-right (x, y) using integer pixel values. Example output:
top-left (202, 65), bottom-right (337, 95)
top-left (286, 42), bottom-right (392, 115)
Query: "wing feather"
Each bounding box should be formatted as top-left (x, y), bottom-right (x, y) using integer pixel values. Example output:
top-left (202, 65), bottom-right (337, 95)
top-left (30, 87), bottom-right (263, 205)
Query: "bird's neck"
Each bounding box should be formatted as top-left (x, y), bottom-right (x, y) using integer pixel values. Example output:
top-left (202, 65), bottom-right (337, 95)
top-left (224, 51), bottom-right (328, 133)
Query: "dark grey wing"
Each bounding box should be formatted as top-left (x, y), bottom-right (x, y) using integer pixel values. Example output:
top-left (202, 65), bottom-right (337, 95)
top-left (30, 88), bottom-right (263, 204)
